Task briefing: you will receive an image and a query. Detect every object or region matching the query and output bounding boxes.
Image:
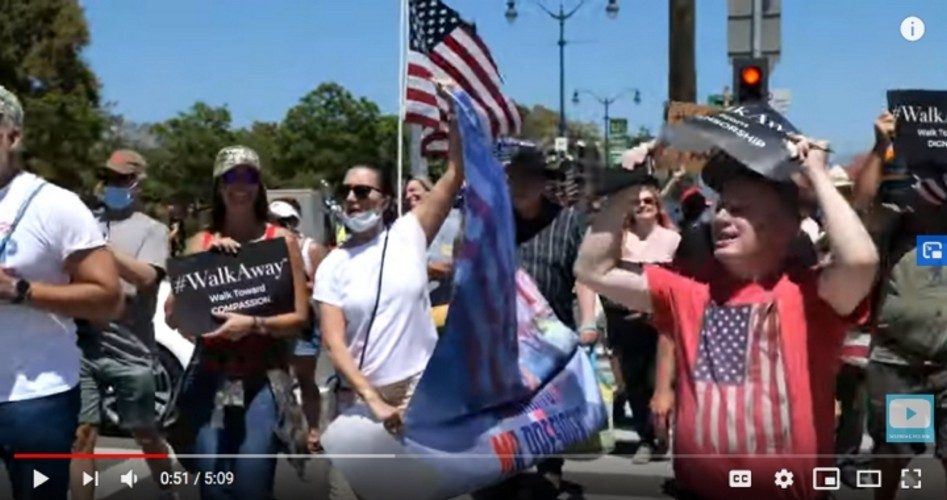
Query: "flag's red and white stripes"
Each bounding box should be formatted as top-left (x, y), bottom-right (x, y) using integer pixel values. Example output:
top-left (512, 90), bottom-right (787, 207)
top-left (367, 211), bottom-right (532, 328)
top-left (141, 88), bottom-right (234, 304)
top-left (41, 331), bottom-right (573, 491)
top-left (694, 303), bottom-right (792, 455)
top-left (406, 1), bottom-right (520, 157)
top-left (840, 330), bottom-right (871, 368)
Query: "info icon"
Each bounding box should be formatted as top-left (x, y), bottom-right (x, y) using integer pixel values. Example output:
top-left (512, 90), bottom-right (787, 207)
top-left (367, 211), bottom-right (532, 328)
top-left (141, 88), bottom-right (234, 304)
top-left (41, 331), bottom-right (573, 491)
top-left (813, 467), bottom-right (841, 491)
top-left (900, 16), bottom-right (925, 42)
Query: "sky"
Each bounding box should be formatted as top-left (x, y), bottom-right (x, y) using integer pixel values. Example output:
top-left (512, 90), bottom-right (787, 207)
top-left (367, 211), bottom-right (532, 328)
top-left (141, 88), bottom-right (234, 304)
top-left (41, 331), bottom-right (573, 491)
top-left (81, 0), bottom-right (946, 158)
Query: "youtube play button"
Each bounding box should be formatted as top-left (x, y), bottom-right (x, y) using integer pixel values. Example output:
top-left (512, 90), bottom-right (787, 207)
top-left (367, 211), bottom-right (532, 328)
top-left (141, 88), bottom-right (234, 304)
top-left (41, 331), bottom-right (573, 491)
top-left (889, 398), bottom-right (932, 428)
top-left (33, 470), bottom-right (48, 488)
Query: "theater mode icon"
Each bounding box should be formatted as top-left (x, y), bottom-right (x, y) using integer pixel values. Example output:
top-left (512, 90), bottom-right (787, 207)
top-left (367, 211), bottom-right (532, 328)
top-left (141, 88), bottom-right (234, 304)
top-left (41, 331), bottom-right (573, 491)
top-left (857, 470), bottom-right (882, 489)
top-left (886, 394), bottom-right (935, 443)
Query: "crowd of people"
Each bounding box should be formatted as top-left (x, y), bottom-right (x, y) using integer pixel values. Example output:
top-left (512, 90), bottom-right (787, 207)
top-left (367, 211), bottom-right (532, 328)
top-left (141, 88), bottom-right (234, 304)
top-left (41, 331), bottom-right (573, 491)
top-left (2, 74), bottom-right (946, 500)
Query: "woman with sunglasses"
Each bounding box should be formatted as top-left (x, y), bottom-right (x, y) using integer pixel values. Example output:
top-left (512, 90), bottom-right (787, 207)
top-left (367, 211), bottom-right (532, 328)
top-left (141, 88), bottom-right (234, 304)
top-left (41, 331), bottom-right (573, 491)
top-left (603, 182), bottom-right (680, 465)
top-left (314, 91), bottom-right (464, 499)
top-left (167, 145), bottom-right (309, 500)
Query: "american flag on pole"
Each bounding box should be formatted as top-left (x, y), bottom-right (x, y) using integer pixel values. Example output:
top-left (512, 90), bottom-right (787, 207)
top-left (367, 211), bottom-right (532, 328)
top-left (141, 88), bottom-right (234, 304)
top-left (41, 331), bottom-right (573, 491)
top-left (406, 0), bottom-right (521, 157)
top-left (691, 302), bottom-right (793, 454)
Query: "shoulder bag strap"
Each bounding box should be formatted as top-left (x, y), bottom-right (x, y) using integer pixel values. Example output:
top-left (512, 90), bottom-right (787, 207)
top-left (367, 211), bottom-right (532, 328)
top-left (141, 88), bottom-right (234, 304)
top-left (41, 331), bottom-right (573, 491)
top-left (358, 228), bottom-right (391, 370)
top-left (0, 180), bottom-right (47, 257)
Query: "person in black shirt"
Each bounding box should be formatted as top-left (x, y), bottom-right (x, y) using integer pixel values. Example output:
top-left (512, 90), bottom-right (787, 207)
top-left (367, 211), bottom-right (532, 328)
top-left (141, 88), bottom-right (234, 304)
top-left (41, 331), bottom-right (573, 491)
top-left (493, 145), bottom-right (599, 495)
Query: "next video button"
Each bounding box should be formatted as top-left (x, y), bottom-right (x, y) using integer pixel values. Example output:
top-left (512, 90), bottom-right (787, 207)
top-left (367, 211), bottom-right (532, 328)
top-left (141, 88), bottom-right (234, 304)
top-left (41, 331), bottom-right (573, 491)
top-left (917, 236), bottom-right (947, 266)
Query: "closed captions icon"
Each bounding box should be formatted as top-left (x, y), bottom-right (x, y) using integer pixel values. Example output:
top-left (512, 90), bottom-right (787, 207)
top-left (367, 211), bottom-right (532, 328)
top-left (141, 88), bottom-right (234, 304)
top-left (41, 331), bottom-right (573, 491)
top-left (729, 469), bottom-right (752, 488)
top-left (900, 16), bottom-right (925, 42)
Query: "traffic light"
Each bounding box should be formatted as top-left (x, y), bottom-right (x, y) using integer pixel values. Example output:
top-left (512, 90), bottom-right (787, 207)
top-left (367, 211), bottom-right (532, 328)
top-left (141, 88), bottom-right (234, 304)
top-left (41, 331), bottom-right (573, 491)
top-left (733, 58), bottom-right (769, 104)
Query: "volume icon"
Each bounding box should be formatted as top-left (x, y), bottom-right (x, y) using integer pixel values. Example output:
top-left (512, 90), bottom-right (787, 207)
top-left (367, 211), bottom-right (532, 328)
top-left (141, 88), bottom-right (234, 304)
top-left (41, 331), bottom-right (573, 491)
top-left (119, 470), bottom-right (138, 489)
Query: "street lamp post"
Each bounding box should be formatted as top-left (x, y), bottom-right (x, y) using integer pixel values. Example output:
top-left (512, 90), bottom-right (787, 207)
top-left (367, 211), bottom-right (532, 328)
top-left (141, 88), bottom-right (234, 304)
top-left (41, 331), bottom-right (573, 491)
top-left (573, 88), bottom-right (641, 166)
top-left (506, 0), bottom-right (620, 137)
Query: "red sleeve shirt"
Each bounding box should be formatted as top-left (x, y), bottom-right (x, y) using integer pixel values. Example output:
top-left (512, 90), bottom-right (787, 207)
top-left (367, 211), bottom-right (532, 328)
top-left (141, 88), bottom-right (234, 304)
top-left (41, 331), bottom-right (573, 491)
top-left (644, 264), bottom-right (867, 499)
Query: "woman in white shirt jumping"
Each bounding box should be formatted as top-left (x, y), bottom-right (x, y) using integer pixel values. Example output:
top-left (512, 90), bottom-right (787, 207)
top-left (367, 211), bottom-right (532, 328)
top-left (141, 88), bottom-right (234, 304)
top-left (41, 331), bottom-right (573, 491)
top-left (315, 94), bottom-right (463, 431)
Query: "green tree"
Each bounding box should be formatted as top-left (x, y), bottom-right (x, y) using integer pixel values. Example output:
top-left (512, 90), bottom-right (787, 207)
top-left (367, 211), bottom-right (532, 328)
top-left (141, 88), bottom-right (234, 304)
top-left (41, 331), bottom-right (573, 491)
top-left (276, 82), bottom-right (394, 186)
top-left (517, 104), bottom-right (600, 146)
top-left (146, 102), bottom-right (236, 208)
top-left (0, 0), bottom-right (104, 189)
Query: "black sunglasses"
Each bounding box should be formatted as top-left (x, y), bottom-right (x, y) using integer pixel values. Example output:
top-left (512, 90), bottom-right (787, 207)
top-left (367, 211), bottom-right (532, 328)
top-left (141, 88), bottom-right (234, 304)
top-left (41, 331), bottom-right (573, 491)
top-left (98, 170), bottom-right (138, 185)
top-left (221, 168), bottom-right (261, 185)
top-left (336, 184), bottom-right (382, 200)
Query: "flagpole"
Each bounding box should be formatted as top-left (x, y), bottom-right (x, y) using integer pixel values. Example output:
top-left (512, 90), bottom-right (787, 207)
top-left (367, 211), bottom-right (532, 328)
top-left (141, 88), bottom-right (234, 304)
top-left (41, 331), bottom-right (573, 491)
top-left (396, 0), bottom-right (408, 217)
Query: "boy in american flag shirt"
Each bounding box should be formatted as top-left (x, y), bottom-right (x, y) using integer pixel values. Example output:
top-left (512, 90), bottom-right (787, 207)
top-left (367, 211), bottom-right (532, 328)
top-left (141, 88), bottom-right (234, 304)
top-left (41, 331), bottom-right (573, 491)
top-left (576, 137), bottom-right (878, 499)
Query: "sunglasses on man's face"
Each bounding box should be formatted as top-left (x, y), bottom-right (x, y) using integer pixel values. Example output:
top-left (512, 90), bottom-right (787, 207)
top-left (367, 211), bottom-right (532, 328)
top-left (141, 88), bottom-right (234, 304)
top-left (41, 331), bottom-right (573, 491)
top-left (221, 168), bottom-right (261, 186)
top-left (337, 184), bottom-right (381, 200)
top-left (99, 171), bottom-right (138, 187)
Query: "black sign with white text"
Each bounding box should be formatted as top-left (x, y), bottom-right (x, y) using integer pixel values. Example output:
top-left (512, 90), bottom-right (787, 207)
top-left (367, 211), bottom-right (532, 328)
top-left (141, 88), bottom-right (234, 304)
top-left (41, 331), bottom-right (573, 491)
top-left (661, 103), bottom-right (801, 187)
top-left (167, 239), bottom-right (295, 336)
top-left (888, 89), bottom-right (947, 175)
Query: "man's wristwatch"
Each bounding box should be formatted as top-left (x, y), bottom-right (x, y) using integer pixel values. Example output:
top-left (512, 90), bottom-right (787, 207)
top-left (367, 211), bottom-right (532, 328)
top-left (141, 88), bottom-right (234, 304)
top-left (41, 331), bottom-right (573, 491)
top-left (11, 279), bottom-right (31, 304)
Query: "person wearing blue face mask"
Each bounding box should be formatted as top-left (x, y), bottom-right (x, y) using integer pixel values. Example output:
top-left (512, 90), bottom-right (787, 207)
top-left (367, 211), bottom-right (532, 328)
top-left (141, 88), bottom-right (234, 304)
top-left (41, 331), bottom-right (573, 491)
top-left (70, 150), bottom-right (178, 500)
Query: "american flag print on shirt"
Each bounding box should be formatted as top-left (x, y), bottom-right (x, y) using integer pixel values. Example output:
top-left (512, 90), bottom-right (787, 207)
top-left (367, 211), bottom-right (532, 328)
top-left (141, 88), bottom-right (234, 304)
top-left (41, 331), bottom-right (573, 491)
top-left (692, 302), bottom-right (792, 455)
top-left (406, 0), bottom-right (521, 157)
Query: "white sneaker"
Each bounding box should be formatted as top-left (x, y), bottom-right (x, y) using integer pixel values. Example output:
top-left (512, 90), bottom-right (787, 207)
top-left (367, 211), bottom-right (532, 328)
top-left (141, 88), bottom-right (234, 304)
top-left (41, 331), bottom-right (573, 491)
top-left (632, 444), bottom-right (653, 464)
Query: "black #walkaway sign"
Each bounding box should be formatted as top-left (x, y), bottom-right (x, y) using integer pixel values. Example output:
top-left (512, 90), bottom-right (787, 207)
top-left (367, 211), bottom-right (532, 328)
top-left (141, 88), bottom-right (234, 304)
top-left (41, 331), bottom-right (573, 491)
top-left (661, 102), bottom-right (801, 188)
top-left (167, 239), bottom-right (295, 336)
top-left (888, 90), bottom-right (947, 176)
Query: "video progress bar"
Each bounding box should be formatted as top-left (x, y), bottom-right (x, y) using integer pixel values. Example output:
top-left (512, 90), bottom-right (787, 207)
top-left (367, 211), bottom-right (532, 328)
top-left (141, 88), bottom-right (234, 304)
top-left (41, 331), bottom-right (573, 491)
top-left (18, 453), bottom-right (941, 460)
top-left (14, 453), bottom-right (399, 459)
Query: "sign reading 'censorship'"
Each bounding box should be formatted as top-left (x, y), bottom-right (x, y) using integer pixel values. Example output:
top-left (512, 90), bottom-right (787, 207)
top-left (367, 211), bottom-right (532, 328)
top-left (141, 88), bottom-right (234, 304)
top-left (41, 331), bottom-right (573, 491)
top-left (167, 239), bottom-right (294, 335)
top-left (888, 90), bottom-right (947, 174)
top-left (661, 102), bottom-right (800, 185)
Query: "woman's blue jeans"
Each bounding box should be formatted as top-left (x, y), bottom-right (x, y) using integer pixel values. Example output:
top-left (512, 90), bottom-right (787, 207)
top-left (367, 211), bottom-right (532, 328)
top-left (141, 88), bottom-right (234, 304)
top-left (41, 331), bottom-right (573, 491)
top-left (0, 387), bottom-right (79, 500)
top-left (181, 370), bottom-right (280, 500)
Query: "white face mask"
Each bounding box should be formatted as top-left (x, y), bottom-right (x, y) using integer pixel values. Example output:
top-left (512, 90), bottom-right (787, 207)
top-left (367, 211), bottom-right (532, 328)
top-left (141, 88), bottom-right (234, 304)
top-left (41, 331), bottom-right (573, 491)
top-left (340, 208), bottom-right (383, 234)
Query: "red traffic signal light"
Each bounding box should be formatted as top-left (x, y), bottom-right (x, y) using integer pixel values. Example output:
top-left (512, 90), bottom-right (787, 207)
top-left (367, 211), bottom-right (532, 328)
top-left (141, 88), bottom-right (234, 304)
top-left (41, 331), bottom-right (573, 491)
top-left (733, 58), bottom-right (768, 104)
top-left (741, 66), bottom-right (762, 86)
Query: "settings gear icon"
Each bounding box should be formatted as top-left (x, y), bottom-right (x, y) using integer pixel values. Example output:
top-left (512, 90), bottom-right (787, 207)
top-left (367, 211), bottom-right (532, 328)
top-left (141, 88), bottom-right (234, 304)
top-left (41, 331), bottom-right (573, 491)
top-left (774, 468), bottom-right (795, 489)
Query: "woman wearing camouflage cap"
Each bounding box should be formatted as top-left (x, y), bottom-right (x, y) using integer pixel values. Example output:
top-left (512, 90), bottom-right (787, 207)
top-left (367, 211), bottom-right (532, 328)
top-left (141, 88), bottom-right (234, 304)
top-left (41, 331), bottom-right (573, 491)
top-left (165, 145), bottom-right (310, 499)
